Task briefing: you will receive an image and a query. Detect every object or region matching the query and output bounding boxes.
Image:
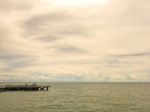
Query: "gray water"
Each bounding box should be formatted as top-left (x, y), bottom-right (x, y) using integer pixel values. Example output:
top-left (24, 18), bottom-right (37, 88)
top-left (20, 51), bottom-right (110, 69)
top-left (0, 83), bottom-right (150, 112)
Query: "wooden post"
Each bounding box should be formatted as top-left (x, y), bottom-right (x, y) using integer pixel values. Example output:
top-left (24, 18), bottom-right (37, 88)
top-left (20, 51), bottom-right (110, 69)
top-left (0, 88), bottom-right (4, 92)
top-left (47, 87), bottom-right (48, 91)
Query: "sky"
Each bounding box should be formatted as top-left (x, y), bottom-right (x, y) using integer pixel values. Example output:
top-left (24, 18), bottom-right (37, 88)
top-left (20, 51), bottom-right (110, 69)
top-left (0, 0), bottom-right (150, 82)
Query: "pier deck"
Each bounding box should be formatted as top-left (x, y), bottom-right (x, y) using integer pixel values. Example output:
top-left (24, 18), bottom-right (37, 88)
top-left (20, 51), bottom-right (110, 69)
top-left (0, 84), bottom-right (50, 92)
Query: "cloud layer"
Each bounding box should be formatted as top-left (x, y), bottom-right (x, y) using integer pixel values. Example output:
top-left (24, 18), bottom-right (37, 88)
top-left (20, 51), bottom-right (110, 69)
top-left (0, 0), bottom-right (150, 82)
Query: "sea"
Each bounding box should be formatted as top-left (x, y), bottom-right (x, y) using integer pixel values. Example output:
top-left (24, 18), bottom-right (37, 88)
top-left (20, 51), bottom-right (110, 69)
top-left (0, 82), bottom-right (150, 112)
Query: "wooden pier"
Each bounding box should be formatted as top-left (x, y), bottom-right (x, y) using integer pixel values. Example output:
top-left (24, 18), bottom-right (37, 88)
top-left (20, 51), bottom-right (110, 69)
top-left (0, 84), bottom-right (50, 92)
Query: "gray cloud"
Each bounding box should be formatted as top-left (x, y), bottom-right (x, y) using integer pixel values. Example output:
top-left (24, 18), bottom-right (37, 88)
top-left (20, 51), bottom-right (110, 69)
top-left (57, 26), bottom-right (90, 36)
top-left (22, 11), bottom-right (91, 39)
top-left (35, 35), bottom-right (59, 42)
top-left (113, 52), bottom-right (150, 58)
top-left (2, 59), bottom-right (36, 71)
top-left (54, 45), bottom-right (88, 54)
top-left (0, 51), bottom-right (37, 71)
top-left (22, 11), bottom-right (72, 36)
top-left (0, 52), bottom-right (27, 60)
top-left (0, 0), bottom-right (37, 12)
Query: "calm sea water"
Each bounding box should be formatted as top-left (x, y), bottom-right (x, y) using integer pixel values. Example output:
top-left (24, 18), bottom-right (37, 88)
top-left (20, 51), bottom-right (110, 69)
top-left (0, 82), bottom-right (150, 112)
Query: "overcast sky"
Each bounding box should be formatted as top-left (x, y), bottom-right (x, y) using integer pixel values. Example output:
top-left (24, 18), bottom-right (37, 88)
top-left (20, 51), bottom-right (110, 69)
top-left (0, 0), bottom-right (150, 82)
